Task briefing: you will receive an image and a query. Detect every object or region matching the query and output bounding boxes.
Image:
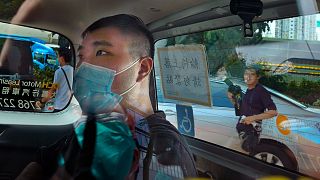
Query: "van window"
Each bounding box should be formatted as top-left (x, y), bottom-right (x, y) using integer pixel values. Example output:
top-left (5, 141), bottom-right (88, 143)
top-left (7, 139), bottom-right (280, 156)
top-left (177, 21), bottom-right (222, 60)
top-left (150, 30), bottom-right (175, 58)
top-left (0, 22), bottom-right (74, 112)
top-left (155, 13), bottom-right (320, 177)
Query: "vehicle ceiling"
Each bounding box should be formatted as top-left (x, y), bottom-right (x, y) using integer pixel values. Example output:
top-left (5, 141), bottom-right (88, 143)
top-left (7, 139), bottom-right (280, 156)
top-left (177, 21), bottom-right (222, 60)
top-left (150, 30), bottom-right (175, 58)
top-left (0, 0), bottom-right (319, 46)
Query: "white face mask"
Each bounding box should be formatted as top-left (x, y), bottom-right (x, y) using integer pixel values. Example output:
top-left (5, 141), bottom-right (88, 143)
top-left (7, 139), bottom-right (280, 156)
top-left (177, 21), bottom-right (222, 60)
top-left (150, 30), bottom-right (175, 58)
top-left (73, 58), bottom-right (141, 114)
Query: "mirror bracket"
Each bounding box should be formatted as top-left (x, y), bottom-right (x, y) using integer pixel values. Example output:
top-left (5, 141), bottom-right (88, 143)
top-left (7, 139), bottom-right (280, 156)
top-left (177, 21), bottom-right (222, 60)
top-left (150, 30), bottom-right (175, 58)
top-left (230, 0), bottom-right (263, 37)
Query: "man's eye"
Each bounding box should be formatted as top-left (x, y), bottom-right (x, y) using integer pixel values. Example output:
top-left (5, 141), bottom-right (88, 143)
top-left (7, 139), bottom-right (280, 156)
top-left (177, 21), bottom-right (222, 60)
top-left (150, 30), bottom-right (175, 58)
top-left (96, 50), bottom-right (109, 56)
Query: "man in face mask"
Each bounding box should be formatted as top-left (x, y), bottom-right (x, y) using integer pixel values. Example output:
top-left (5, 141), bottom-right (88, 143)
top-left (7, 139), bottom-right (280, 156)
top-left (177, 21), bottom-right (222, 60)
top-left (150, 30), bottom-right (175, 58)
top-left (18, 14), bottom-right (197, 180)
top-left (75, 14), bottom-right (154, 116)
top-left (66, 14), bottom-right (155, 179)
top-left (74, 14), bottom-right (197, 179)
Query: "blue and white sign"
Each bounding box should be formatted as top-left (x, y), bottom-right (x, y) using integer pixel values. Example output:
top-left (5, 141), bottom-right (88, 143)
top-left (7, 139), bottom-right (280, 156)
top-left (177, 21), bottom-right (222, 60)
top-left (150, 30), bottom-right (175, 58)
top-left (176, 104), bottom-right (195, 137)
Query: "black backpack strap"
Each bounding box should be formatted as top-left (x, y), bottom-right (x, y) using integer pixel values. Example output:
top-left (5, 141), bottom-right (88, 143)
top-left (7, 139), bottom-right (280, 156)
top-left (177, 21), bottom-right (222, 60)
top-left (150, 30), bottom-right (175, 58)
top-left (61, 67), bottom-right (72, 91)
top-left (144, 111), bottom-right (198, 178)
top-left (74, 114), bottom-right (97, 179)
top-left (63, 131), bottom-right (81, 176)
top-left (143, 136), bottom-right (154, 180)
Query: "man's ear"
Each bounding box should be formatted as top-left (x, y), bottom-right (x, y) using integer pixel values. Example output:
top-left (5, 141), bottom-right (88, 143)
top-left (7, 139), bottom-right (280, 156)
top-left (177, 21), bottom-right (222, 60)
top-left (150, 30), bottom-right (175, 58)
top-left (137, 57), bottom-right (153, 82)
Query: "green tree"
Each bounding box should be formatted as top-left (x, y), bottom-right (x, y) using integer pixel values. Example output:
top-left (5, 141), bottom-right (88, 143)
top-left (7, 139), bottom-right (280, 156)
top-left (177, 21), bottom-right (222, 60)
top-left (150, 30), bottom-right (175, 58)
top-left (281, 79), bottom-right (320, 106)
top-left (260, 75), bottom-right (288, 92)
top-left (33, 65), bottom-right (55, 83)
top-left (164, 21), bottom-right (270, 77)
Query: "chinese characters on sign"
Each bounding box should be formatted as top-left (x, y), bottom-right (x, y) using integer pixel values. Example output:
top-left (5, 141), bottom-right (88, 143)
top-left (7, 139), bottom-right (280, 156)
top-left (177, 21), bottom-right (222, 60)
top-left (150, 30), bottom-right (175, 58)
top-left (0, 78), bottom-right (58, 111)
top-left (158, 45), bottom-right (212, 106)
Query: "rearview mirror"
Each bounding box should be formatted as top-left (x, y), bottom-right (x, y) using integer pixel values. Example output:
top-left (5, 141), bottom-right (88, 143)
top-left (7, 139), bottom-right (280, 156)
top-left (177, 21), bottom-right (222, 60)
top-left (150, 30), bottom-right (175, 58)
top-left (0, 22), bottom-right (74, 112)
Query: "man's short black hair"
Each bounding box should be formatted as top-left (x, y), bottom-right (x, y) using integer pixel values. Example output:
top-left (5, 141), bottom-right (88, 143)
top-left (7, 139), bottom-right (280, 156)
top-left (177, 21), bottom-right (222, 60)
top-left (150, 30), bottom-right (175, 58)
top-left (245, 64), bottom-right (262, 76)
top-left (58, 47), bottom-right (72, 64)
top-left (82, 14), bottom-right (154, 59)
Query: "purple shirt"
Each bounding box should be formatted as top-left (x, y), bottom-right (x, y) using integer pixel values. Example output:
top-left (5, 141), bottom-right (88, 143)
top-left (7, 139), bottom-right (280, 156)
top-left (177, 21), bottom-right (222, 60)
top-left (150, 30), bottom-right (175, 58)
top-left (240, 83), bottom-right (277, 119)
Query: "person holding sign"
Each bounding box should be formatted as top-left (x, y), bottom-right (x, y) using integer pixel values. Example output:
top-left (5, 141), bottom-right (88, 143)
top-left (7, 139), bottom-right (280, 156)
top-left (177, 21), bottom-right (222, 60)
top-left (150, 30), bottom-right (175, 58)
top-left (228, 65), bottom-right (278, 154)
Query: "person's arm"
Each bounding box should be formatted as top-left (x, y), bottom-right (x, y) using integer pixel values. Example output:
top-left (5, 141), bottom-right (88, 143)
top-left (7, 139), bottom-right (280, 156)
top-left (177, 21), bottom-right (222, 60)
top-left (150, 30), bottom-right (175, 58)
top-left (242, 109), bottom-right (278, 125)
top-left (36, 70), bottom-right (59, 108)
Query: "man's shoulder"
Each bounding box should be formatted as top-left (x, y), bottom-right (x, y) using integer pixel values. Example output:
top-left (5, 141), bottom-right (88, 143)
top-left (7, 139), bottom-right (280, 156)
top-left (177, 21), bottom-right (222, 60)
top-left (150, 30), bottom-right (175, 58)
top-left (62, 65), bottom-right (74, 72)
top-left (54, 68), bottom-right (63, 76)
top-left (145, 111), bottom-right (166, 120)
top-left (145, 111), bottom-right (180, 133)
top-left (255, 83), bottom-right (268, 93)
top-left (145, 111), bottom-right (168, 125)
top-left (135, 111), bottom-right (166, 129)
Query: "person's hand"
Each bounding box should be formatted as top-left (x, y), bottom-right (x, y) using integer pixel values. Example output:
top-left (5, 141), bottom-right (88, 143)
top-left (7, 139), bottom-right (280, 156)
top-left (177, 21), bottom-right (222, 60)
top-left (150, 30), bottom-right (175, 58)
top-left (227, 92), bottom-right (235, 105)
top-left (36, 100), bottom-right (45, 109)
top-left (47, 89), bottom-right (55, 98)
top-left (227, 91), bottom-right (233, 99)
top-left (241, 115), bottom-right (256, 125)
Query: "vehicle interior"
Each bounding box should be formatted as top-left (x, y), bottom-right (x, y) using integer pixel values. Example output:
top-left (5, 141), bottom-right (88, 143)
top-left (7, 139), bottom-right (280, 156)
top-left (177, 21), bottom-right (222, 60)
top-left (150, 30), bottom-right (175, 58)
top-left (0, 0), bottom-right (320, 179)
